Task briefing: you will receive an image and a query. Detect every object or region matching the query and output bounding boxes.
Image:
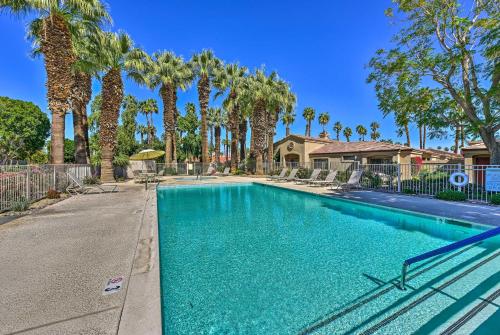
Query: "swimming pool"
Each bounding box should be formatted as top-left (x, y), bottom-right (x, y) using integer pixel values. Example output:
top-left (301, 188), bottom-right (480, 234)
top-left (157, 183), bottom-right (500, 334)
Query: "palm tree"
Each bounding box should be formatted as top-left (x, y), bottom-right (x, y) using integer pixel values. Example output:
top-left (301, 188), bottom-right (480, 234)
top-left (318, 112), bottom-right (330, 136)
top-left (333, 121), bottom-right (342, 141)
top-left (128, 50), bottom-right (192, 163)
top-left (264, 75), bottom-right (295, 165)
top-left (91, 31), bottom-right (133, 182)
top-left (343, 127), bottom-right (352, 142)
top-left (302, 107), bottom-right (315, 137)
top-left (190, 50), bottom-right (222, 164)
top-left (210, 107), bottom-right (223, 163)
top-left (2, 0), bottom-right (110, 163)
top-left (282, 108), bottom-right (296, 136)
top-left (370, 121), bottom-right (381, 141)
top-left (356, 125), bottom-right (367, 141)
top-left (137, 124), bottom-right (148, 144)
top-left (214, 63), bottom-right (247, 172)
top-left (139, 99), bottom-right (158, 145)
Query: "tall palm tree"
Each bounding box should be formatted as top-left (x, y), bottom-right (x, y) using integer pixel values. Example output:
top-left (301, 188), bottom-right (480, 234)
top-left (282, 108), bottom-right (296, 136)
top-left (139, 99), bottom-right (158, 145)
top-left (214, 63), bottom-right (247, 172)
top-left (333, 121), bottom-right (342, 141)
top-left (266, 77), bottom-right (295, 165)
top-left (343, 127), bottom-right (352, 142)
top-left (209, 107), bottom-right (223, 163)
top-left (137, 124), bottom-right (148, 144)
top-left (318, 112), bottom-right (330, 136)
top-left (302, 107), bottom-right (315, 137)
top-left (356, 125), bottom-right (367, 141)
top-left (370, 121), bottom-right (381, 141)
top-left (91, 31), bottom-right (133, 182)
top-left (190, 50), bottom-right (222, 164)
top-left (1, 0), bottom-right (110, 163)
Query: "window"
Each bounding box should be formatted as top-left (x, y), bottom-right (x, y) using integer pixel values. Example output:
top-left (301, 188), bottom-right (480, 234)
top-left (313, 159), bottom-right (328, 169)
top-left (342, 155), bottom-right (356, 161)
top-left (369, 158), bottom-right (393, 164)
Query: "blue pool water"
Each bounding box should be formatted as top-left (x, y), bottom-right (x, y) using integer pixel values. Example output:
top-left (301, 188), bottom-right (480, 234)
top-left (157, 183), bottom-right (500, 334)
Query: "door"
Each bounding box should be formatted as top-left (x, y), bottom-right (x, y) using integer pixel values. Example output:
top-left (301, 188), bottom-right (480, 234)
top-left (475, 156), bottom-right (490, 185)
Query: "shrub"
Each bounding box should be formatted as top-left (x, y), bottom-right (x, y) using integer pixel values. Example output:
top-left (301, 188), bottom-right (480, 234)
top-left (11, 198), bottom-right (30, 212)
top-left (490, 194), bottom-right (500, 205)
top-left (46, 189), bottom-right (60, 199)
top-left (83, 176), bottom-right (101, 185)
top-left (435, 190), bottom-right (467, 202)
top-left (403, 188), bottom-right (416, 194)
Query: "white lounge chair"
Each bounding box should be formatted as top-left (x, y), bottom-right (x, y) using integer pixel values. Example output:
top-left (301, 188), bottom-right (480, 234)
top-left (204, 166), bottom-right (216, 176)
top-left (66, 172), bottom-right (118, 195)
top-left (333, 170), bottom-right (363, 191)
top-left (268, 168), bottom-right (287, 181)
top-left (309, 170), bottom-right (338, 187)
top-left (295, 169), bottom-right (321, 184)
top-left (218, 167), bottom-right (231, 176)
top-left (275, 168), bottom-right (299, 182)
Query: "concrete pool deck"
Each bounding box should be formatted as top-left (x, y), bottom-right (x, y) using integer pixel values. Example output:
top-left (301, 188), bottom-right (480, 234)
top-left (0, 175), bottom-right (498, 335)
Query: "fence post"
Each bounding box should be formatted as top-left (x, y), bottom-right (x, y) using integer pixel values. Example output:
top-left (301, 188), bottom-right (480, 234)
top-left (457, 163), bottom-right (462, 192)
top-left (25, 166), bottom-right (31, 201)
top-left (397, 164), bottom-right (402, 193)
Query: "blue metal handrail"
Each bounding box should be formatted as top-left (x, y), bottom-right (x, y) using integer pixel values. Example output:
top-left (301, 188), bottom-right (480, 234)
top-left (400, 226), bottom-right (500, 290)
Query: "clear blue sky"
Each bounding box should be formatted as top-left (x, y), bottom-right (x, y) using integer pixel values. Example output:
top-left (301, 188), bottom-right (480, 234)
top-left (0, 0), bottom-right (454, 148)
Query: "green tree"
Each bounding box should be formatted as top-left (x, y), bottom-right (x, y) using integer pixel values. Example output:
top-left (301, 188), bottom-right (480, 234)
top-left (356, 125), bottom-right (367, 141)
top-left (343, 127), bottom-right (352, 142)
top-left (302, 107), bottom-right (315, 137)
top-left (1, 0), bottom-right (109, 164)
top-left (333, 121), bottom-right (342, 141)
top-left (117, 95), bottom-right (140, 156)
top-left (139, 99), bottom-right (158, 145)
top-left (0, 96), bottom-right (50, 162)
top-left (190, 50), bottom-right (223, 164)
top-left (369, 0), bottom-right (500, 163)
top-left (370, 122), bottom-right (381, 141)
top-left (318, 112), bottom-right (330, 135)
top-left (281, 108), bottom-right (296, 136)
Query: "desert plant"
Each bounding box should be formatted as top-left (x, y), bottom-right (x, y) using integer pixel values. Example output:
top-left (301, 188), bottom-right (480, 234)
top-left (436, 190), bottom-right (466, 202)
top-left (83, 176), bottom-right (101, 185)
top-left (11, 198), bottom-right (30, 212)
top-left (46, 189), bottom-right (60, 199)
top-left (490, 194), bottom-right (500, 205)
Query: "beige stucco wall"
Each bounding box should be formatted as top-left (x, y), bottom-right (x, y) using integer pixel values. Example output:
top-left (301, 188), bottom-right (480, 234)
top-left (275, 139), bottom-right (305, 164)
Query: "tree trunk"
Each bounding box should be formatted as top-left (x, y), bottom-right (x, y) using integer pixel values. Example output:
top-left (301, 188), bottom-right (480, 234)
top-left (161, 84), bottom-right (174, 164)
top-left (286, 126), bottom-right (290, 136)
top-left (404, 123), bottom-right (411, 147)
top-left (267, 108), bottom-right (278, 166)
top-left (225, 129), bottom-right (229, 162)
top-left (99, 68), bottom-right (123, 183)
top-left (454, 126), bottom-right (460, 153)
top-left (215, 126), bottom-right (221, 164)
top-left (41, 14), bottom-right (76, 164)
top-left (172, 91), bottom-right (178, 163)
top-left (479, 130), bottom-right (500, 164)
top-left (72, 71), bottom-right (91, 164)
top-left (460, 125), bottom-right (464, 148)
top-left (419, 125), bottom-right (423, 149)
top-left (229, 91), bottom-right (239, 173)
top-left (198, 75), bottom-right (210, 163)
top-left (423, 125), bottom-right (427, 149)
top-left (239, 119), bottom-right (247, 162)
top-left (253, 99), bottom-right (267, 175)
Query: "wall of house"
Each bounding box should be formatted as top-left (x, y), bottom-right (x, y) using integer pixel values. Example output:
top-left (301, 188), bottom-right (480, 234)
top-left (276, 139), bottom-right (305, 164)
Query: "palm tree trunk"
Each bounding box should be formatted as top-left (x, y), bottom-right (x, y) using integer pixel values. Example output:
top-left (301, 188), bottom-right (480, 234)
top-left (454, 126), bottom-right (460, 153)
top-left (266, 108), bottom-right (278, 166)
top-left (423, 125), bottom-right (427, 149)
top-left (225, 129), bottom-right (229, 161)
top-left (72, 71), bottom-right (92, 164)
top-left (172, 91), bottom-right (178, 163)
top-left (239, 119), bottom-right (247, 161)
top-left (230, 92), bottom-right (239, 172)
top-left (41, 14), bottom-right (75, 164)
top-left (404, 124), bottom-right (411, 147)
top-left (419, 125), bottom-right (423, 149)
top-left (215, 126), bottom-right (221, 164)
top-left (198, 75), bottom-right (210, 163)
top-left (161, 84), bottom-right (174, 163)
top-left (253, 99), bottom-right (267, 174)
top-left (460, 125), bottom-right (464, 148)
top-left (307, 120), bottom-right (312, 137)
top-left (286, 126), bottom-right (290, 136)
top-left (99, 68), bottom-right (123, 182)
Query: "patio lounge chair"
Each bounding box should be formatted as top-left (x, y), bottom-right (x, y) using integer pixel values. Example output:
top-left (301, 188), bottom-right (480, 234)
top-left (66, 172), bottom-right (118, 195)
top-left (275, 168), bottom-right (299, 182)
top-left (204, 166), bottom-right (216, 176)
top-left (294, 169), bottom-right (321, 184)
top-left (267, 168), bottom-right (287, 181)
top-left (218, 167), bottom-right (231, 176)
top-left (308, 170), bottom-right (338, 187)
top-left (333, 170), bottom-right (363, 191)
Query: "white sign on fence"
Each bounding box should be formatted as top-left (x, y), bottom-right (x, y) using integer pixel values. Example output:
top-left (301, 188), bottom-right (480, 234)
top-left (485, 168), bottom-right (500, 192)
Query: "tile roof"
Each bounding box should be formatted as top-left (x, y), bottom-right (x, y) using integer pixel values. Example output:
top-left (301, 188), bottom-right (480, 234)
top-left (421, 148), bottom-right (463, 158)
top-left (461, 141), bottom-right (488, 151)
top-left (309, 141), bottom-right (415, 155)
top-left (274, 134), bottom-right (338, 146)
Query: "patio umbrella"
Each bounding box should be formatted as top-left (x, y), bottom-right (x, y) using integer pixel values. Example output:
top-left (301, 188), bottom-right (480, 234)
top-left (130, 149), bottom-right (165, 161)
